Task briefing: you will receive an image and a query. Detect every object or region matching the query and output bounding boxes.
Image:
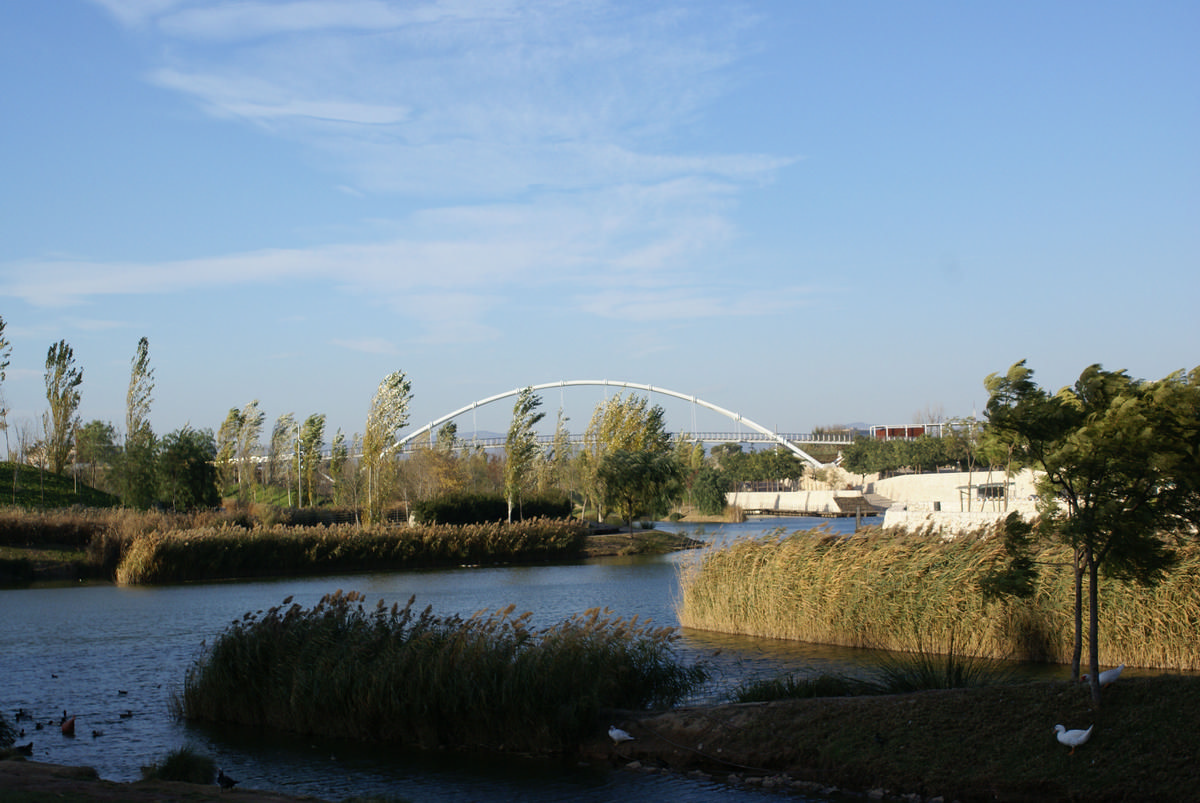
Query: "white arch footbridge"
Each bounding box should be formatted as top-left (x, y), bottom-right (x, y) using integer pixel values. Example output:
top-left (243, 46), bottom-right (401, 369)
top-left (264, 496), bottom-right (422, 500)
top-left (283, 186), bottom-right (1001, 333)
top-left (393, 379), bottom-right (827, 468)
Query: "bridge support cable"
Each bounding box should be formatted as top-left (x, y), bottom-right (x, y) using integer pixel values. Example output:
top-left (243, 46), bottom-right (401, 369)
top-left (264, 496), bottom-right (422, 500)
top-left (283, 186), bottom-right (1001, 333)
top-left (392, 380), bottom-right (825, 468)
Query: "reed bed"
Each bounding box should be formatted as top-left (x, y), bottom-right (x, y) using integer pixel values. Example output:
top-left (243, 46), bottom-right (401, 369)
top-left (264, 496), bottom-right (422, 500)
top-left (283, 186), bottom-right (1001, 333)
top-left (677, 527), bottom-right (1200, 670)
top-left (116, 518), bottom-right (587, 584)
top-left (176, 591), bottom-right (706, 752)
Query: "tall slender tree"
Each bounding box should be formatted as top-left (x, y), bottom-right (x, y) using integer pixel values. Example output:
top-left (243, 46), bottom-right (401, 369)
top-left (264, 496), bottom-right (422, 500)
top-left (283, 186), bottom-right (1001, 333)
top-left (362, 370), bottom-right (412, 525)
top-left (504, 386), bottom-right (545, 522)
top-left (268, 412), bottom-right (296, 493)
top-left (235, 400), bottom-right (265, 498)
top-left (299, 413), bottom-right (326, 506)
top-left (0, 316), bottom-right (11, 462)
top-left (215, 407), bottom-right (242, 493)
top-left (44, 340), bottom-right (83, 474)
top-left (119, 337), bottom-right (158, 507)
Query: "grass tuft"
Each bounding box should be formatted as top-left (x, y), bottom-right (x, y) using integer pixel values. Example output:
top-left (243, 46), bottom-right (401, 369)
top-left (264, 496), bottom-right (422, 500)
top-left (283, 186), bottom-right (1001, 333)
top-left (139, 745), bottom-right (215, 784)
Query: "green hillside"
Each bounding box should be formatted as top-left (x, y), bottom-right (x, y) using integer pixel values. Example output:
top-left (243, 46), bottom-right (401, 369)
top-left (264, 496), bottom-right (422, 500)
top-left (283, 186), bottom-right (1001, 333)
top-left (0, 462), bottom-right (119, 510)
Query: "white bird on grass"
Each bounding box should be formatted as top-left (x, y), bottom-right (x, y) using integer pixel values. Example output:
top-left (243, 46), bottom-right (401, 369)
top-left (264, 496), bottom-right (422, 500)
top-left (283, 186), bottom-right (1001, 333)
top-left (608, 725), bottom-right (635, 744)
top-left (1081, 664), bottom-right (1125, 687)
top-left (1054, 724), bottom-right (1093, 755)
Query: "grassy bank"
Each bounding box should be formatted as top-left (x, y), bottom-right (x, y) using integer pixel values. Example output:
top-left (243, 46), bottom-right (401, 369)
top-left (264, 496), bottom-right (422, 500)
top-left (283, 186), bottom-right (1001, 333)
top-left (177, 591), bottom-right (707, 752)
top-left (605, 673), bottom-right (1200, 802)
top-left (677, 526), bottom-right (1200, 670)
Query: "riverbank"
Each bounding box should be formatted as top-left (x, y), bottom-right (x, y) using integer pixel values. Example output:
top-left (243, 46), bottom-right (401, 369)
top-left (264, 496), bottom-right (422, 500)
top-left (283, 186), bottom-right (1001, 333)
top-left (600, 673), bottom-right (1200, 802)
top-left (6, 674), bottom-right (1198, 802)
top-left (581, 528), bottom-right (704, 557)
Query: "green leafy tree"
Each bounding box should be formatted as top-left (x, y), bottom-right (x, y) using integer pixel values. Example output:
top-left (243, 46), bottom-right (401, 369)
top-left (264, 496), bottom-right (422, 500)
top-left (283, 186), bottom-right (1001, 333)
top-left (504, 387), bottom-right (545, 522)
top-left (580, 393), bottom-right (671, 520)
top-left (689, 464), bottom-right (729, 515)
top-left (362, 370), bottom-right (412, 525)
top-left (215, 407), bottom-right (242, 492)
top-left (298, 413), bottom-right (326, 507)
top-left (984, 360), bottom-right (1200, 704)
top-left (158, 427), bottom-right (220, 511)
top-left (76, 420), bottom-right (119, 491)
top-left (268, 413), bottom-right (296, 494)
top-left (597, 449), bottom-right (682, 534)
top-left (119, 337), bottom-right (158, 507)
top-left (43, 340), bottom-right (83, 474)
top-left (328, 428), bottom-right (349, 504)
top-left (237, 400), bottom-right (265, 490)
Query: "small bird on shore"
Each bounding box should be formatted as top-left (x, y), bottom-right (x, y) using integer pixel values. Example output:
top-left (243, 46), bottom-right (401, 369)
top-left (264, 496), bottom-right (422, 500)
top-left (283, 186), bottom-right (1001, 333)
top-left (218, 769), bottom-right (239, 793)
top-left (608, 725), bottom-right (635, 744)
top-left (1082, 664), bottom-right (1125, 688)
top-left (1054, 724), bottom-right (1093, 755)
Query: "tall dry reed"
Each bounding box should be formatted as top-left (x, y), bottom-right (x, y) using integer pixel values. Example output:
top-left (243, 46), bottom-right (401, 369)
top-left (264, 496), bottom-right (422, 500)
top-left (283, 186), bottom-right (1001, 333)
top-left (677, 527), bottom-right (1200, 670)
top-left (176, 591), bottom-right (706, 751)
top-left (116, 518), bottom-right (587, 584)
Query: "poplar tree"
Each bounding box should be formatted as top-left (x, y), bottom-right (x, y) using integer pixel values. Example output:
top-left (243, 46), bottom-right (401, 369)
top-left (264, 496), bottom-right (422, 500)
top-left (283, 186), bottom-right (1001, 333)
top-left (236, 400), bottom-right (265, 498)
top-left (216, 407), bottom-right (242, 492)
top-left (299, 413), bottom-right (326, 506)
top-left (44, 340), bottom-right (83, 474)
top-left (268, 413), bottom-right (296, 491)
top-left (120, 337), bottom-right (158, 507)
top-left (362, 370), bottom-right (412, 525)
top-left (504, 386), bottom-right (545, 522)
top-left (0, 316), bottom-right (10, 461)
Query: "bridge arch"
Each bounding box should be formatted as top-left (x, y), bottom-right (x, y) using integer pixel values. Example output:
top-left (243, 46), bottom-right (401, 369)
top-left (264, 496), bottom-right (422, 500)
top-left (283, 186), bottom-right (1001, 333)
top-left (394, 379), bottom-right (824, 468)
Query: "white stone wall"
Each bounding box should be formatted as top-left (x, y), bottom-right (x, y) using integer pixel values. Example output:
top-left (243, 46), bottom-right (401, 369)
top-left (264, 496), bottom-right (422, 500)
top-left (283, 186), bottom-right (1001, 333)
top-left (869, 468), bottom-right (1039, 513)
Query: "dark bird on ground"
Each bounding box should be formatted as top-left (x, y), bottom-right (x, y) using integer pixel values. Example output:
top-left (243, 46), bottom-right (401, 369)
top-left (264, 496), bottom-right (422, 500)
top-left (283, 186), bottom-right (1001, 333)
top-left (14, 742), bottom-right (33, 756)
top-left (218, 769), bottom-right (239, 793)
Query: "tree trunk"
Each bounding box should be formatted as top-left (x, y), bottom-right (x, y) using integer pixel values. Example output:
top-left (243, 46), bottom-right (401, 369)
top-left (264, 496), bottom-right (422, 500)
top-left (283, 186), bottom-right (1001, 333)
top-left (1087, 548), bottom-right (1103, 707)
top-left (1071, 546), bottom-right (1084, 681)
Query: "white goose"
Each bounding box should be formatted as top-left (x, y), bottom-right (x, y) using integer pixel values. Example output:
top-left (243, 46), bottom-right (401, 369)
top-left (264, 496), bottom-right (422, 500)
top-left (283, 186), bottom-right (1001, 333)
top-left (1082, 664), bottom-right (1125, 687)
top-left (608, 725), bottom-right (635, 744)
top-left (1054, 724), bottom-right (1093, 755)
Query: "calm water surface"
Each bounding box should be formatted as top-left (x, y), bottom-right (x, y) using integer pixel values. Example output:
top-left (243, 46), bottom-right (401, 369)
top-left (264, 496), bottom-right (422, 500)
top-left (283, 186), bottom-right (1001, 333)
top-left (0, 516), bottom-right (1053, 801)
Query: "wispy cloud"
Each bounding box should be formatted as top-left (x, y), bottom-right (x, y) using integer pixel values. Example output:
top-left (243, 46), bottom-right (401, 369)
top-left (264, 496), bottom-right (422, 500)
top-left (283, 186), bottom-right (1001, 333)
top-left (90, 0), bottom-right (779, 196)
top-left (54, 1), bottom-right (807, 341)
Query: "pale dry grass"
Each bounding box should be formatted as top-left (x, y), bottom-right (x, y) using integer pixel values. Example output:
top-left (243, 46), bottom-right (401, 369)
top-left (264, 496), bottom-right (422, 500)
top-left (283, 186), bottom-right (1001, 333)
top-left (677, 526), bottom-right (1200, 669)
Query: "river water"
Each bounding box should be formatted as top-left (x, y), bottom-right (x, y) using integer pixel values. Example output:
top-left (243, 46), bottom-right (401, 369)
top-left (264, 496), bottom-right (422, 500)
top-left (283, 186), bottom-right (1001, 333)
top-left (0, 516), bottom-right (1048, 801)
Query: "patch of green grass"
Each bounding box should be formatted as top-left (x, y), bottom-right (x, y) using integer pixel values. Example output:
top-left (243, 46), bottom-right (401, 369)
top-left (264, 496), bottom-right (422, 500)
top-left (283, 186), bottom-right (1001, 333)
top-left (730, 672), bottom-right (878, 702)
top-left (0, 462), bottom-right (119, 510)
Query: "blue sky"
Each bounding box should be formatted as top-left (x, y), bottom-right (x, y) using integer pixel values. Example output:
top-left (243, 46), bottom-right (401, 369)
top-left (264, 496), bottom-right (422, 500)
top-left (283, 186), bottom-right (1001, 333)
top-left (1, 1), bottom-right (1197, 444)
